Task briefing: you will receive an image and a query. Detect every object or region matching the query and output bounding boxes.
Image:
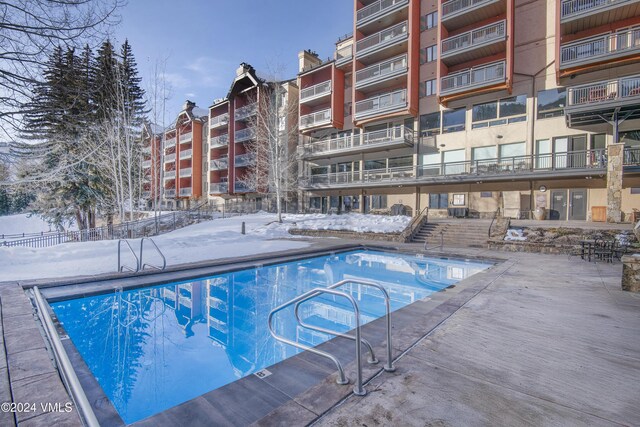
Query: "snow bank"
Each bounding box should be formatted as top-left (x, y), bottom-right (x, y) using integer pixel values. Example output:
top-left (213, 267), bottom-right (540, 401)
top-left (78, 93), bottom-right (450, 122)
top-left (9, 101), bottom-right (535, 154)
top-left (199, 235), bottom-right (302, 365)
top-left (286, 213), bottom-right (411, 233)
top-left (0, 213), bottom-right (76, 237)
top-left (504, 228), bottom-right (527, 241)
top-left (0, 212), bottom-right (412, 281)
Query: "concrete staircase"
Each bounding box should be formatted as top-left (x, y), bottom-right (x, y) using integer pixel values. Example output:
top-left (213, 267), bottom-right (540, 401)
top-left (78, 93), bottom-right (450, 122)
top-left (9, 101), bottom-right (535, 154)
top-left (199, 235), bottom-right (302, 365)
top-left (411, 219), bottom-right (492, 248)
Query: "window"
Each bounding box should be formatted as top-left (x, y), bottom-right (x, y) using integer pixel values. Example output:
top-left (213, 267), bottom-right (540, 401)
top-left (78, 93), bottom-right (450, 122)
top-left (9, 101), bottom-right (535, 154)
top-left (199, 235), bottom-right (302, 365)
top-left (420, 45), bottom-right (437, 64)
top-left (472, 146), bottom-right (497, 161)
top-left (429, 193), bottom-right (448, 209)
top-left (481, 192), bottom-right (493, 198)
top-left (592, 134), bottom-right (606, 150)
top-left (620, 130), bottom-right (640, 147)
top-left (345, 102), bottom-right (352, 117)
top-left (536, 139), bottom-right (551, 169)
top-left (443, 149), bottom-right (465, 174)
top-left (452, 194), bottom-right (465, 206)
top-left (345, 74), bottom-right (352, 89)
top-left (420, 112), bottom-right (441, 137)
top-left (498, 142), bottom-right (526, 161)
top-left (472, 95), bottom-right (526, 128)
top-left (365, 159), bottom-right (386, 170)
top-left (420, 11), bottom-right (438, 31)
top-left (631, 188), bottom-right (640, 195)
top-left (537, 88), bottom-right (566, 119)
top-left (371, 195), bottom-right (387, 209)
top-left (422, 152), bottom-right (440, 175)
top-left (388, 156), bottom-right (412, 168)
top-left (311, 166), bottom-right (328, 175)
top-left (420, 79), bottom-right (437, 98)
top-left (309, 197), bottom-right (322, 209)
top-left (443, 108), bottom-right (465, 133)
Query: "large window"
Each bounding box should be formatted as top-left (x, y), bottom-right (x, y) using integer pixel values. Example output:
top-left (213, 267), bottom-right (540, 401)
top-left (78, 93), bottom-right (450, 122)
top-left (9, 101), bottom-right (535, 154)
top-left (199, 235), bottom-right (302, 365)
top-left (472, 146), bottom-right (497, 162)
top-left (537, 88), bottom-right (566, 119)
top-left (419, 112), bottom-right (441, 137)
top-left (620, 130), bottom-right (640, 147)
top-left (370, 195), bottom-right (387, 210)
top-left (429, 193), bottom-right (448, 209)
top-left (443, 149), bottom-right (465, 174)
top-left (442, 108), bottom-right (465, 133)
top-left (421, 11), bottom-right (438, 31)
top-left (388, 156), bottom-right (412, 168)
top-left (364, 159), bottom-right (386, 170)
top-left (421, 45), bottom-right (437, 64)
top-left (472, 95), bottom-right (526, 129)
top-left (499, 142), bottom-right (526, 159)
top-left (420, 79), bottom-right (437, 98)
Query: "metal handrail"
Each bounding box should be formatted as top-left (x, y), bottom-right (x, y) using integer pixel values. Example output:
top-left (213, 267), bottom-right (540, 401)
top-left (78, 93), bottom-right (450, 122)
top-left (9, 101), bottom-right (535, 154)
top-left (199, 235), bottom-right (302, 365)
top-left (401, 206), bottom-right (429, 240)
top-left (424, 231), bottom-right (444, 251)
top-left (139, 237), bottom-right (166, 271)
top-left (268, 288), bottom-right (353, 387)
top-left (118, 240), bottom-right (140, 272)
top-left (488, 207), bottom-right (501, 237)
top-left (32, 286), bottom-right (100, 427)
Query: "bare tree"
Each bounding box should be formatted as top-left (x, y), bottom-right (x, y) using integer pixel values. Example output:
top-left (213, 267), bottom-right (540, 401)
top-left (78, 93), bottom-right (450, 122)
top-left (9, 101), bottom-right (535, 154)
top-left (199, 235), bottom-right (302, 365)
top-left (0, 0), bottom-right (124, 141)
top-left (240, 81), bottom-right (299, 222)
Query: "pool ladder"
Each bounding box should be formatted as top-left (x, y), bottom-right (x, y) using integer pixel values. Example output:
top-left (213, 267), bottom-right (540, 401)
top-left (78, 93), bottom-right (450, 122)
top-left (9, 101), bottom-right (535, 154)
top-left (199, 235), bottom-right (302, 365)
top-left (267, 279), bottom-right (395, 396)
top-left (117, 237), bottom-right (167, 273)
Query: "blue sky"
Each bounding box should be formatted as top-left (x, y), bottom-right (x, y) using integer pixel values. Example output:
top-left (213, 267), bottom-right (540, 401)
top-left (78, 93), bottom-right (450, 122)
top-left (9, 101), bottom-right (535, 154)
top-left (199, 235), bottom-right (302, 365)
top-left (112, 0), bottom-right (353, 121)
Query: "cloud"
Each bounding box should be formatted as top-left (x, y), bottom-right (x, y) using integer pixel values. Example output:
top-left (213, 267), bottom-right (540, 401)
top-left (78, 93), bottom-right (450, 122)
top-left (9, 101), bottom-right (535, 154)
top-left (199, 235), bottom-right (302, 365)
top-left (183, 56), bottom-right (232, 89)
top-left (162, 72), bottom-right (189, 90)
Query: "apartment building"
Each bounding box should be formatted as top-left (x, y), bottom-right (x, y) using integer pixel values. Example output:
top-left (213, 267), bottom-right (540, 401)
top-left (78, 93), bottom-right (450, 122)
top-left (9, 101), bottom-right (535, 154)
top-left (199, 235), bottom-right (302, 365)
top-left (207, 63), bottom-right (299, 208)
top-left (162, 101), bottom-right (207, 209)
top-left (298, 0), bottom-right (640, 222)
top-left (140, 122), bottom-right (163, 207)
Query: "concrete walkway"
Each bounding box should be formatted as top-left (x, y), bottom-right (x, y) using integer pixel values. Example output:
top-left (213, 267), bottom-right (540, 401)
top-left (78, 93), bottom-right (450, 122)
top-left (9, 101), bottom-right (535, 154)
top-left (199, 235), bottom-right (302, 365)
top-left (314, 248), bottom-right (640, 426)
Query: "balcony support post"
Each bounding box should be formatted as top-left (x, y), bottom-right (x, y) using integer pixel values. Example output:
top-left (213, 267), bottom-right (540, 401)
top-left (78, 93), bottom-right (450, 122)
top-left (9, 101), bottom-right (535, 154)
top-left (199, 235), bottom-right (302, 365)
top-left (606, 143), bottom-right (624, 223)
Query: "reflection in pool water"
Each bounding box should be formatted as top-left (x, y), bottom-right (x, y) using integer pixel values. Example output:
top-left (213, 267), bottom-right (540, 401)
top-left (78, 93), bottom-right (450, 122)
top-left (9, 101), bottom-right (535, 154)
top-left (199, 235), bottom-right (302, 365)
top-left (52, 250), bottom-right (491, 423)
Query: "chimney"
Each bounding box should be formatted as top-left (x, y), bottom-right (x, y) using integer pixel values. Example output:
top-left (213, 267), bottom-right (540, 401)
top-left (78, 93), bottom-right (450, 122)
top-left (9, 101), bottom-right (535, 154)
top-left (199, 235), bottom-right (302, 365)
top-left (236, 62), bottom-right (253, 77)
top-left (182, 100), bottom-right (195, 112)
top-left (298, 50), bottom-right (321, 73)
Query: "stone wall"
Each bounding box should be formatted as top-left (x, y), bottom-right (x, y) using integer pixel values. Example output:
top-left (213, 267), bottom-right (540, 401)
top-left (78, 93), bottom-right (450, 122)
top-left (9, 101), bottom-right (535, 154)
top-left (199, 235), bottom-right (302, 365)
top-left (288, 228), bottom-right (405, 242)
top-left (607, 144), bottom-right (623, 223)
top-left (622, 255), bottom-right (640, 292)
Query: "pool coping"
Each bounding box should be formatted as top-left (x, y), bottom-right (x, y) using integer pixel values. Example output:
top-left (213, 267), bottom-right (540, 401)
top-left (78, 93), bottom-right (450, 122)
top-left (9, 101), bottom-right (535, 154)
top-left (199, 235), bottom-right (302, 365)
top-left (28, 243), bottom-right (509, 426)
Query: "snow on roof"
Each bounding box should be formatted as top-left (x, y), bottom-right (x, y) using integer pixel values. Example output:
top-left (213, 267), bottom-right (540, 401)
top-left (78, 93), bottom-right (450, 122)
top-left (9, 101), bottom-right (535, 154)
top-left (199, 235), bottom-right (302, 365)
top-left (192, 107), bottom-right (209, 118)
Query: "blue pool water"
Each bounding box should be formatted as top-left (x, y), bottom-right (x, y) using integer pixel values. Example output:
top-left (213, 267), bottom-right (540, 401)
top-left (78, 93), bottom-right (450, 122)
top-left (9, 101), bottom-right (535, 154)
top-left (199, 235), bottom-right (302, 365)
top-left (52, 250), bottom-right (491, 423)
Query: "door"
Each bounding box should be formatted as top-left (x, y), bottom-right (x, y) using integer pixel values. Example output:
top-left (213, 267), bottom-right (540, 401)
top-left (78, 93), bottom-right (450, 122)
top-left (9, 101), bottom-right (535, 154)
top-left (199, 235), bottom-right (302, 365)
top-left (550, 190), bottom-right (567, 220)
top-left (569, 189), bottom-right (587, 220)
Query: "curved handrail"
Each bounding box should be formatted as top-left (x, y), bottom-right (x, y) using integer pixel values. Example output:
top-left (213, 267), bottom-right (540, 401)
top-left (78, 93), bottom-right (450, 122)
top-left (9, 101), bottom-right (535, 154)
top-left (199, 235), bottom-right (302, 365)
top-left (139, 237), bottom-right (167, 270)
top-left (400, 206), bottom-right (429, 241)
top-left (117, 240), bottom-right (140, 272)
top-left (295, 279), bottom-right (395, 372)
top-left (268, 287), bottom-right (366, 394)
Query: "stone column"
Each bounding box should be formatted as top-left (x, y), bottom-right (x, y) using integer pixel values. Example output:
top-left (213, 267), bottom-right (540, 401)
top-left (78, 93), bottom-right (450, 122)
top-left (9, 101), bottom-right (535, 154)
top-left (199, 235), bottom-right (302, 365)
top-left (606, 143), bottom-right (623, 223)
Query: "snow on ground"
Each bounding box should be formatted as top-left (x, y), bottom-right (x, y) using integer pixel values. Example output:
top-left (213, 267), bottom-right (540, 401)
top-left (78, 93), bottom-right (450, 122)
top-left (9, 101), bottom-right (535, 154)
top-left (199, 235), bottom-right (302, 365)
top-left (0, 212), bottom-right (411, 281)
top-left (0, 213), bottom-right (76, 237)
top-left (285, 213), bottom-right (411, 233)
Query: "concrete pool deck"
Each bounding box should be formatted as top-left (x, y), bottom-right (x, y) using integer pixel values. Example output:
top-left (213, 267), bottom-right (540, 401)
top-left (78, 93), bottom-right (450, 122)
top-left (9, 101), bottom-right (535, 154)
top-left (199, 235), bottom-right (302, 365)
top-left (0, 241), bottom-right (638, 426)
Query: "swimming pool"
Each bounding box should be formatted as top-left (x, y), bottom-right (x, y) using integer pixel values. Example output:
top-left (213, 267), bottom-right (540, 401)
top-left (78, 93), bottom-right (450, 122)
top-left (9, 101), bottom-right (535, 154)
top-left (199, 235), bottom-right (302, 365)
top-left (51, 249), bottom-right (492, 424)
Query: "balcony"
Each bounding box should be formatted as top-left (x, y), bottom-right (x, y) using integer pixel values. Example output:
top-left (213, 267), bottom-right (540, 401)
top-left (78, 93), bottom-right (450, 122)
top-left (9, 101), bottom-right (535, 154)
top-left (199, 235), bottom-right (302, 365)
top-left (209, 157), bottom-right (229, 171)
top-left (180, 149), bottom-right (192, 159)
top-left (559, 28), bottom-right (640, 70)
top-left (300, 108), bottom-right (332, 130)
top-left (354, 89), bottom-right (407, 120)
top-left (335, 44), bottom-right (353, 67)
top-left (142, 191), bottom-right (151, 198)
top-left (210, 133), bottom-right (229, 148)
top-left (441, 20), bottom-right (506, 65)
top-left (179, 131), bottom-right (192, 144)
top-left (234, 182), bottom-right (254, 193)
top-left (355, 54), bottom-right (407, 90)
top-left (440, 60), bottom-right (506, 96)
top-left (142, 159), bottom-right (152, 169)
top-left (164, 170), bottom-right (176, 179)
top-left (164, 189), bottom-right (176, 198)
top-left (209, 113), bottom-right (229, 129)
top-left (142, 145), bottom-right (152, 154)
top-left (179, 167), bottom-right (192, 178)
top-left (356, 0), bottom-right (409, 28)
top-left (301, 150), bottom-right (609, 189)
top-left (560, 0), bottom-right (640, 27)
top-left (179, 187), bottom-right (192, 197)
top-left (235, 154), bottom-right (255, 167)
top-left (235, 127), bottom-right (255, 143)
top-left (565, 74), bottom-right (640, 126)
top-left (235, 103), bottom-right (257, 121)
top-left (356, 21), bottom-right (408, 59)
top-left (441, 0), bottom-right (505, 31)
top-left (300, 81), bottom-right (332, 104)
top-left (209, 183), bottom-right (228, 194)
top-left (164, 153), bottom-right (176, 163)
top-left (302, 126), bottom-right (414, 159)
top-left (165, 137), bottom-right (176, 149)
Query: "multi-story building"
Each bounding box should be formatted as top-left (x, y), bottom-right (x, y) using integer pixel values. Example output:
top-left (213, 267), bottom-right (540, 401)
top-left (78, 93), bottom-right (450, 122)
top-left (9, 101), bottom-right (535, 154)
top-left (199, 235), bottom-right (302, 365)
top-left (207, 63), bottom-right (299, 209)
top-left (162, 101), bottom-right (207, 209)
top-left (297, 0), bottom-right (640, 222)
top-left (140, 122), bottom-right (163, 208)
